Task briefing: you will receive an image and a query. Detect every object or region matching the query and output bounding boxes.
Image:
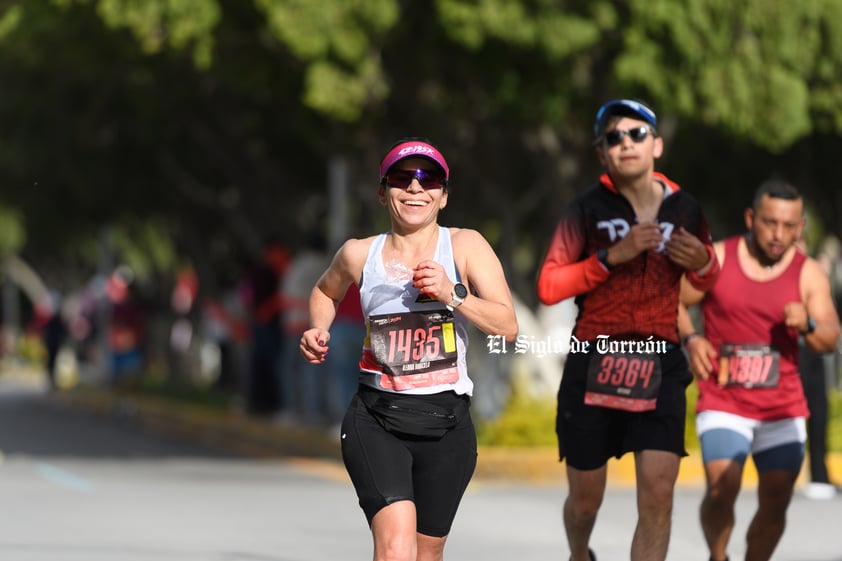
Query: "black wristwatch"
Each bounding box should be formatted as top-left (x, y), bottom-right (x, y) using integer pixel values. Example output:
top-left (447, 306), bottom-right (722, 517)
top-left (447, 282), bottom-right (468, 311)
top-left (597, 248), bottom-right (614, 271)
top-left (803, 316), bottom-right (816, 335)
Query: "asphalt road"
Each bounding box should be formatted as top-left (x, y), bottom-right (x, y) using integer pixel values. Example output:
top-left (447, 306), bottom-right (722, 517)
top-left (1, 373), bottom-right (840, 561)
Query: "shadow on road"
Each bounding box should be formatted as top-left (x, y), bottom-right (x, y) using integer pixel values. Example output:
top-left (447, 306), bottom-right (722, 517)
top-left (0, 385), bottom-right (237, 459)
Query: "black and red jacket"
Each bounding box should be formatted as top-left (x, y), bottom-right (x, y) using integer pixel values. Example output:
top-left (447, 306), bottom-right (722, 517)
top-left (537, 172), bottom-right (718, 344)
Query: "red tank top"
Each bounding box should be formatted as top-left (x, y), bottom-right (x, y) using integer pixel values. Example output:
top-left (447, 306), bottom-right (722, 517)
top-left (697, 236), bottom-right (808, 420)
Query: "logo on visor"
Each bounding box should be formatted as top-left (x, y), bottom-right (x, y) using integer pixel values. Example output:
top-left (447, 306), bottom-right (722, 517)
top-left (398, 145), bottom-right (435, 157)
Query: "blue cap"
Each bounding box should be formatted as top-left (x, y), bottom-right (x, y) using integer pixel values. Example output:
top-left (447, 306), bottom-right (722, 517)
top-left (594, 99), bottom-right (657, 139)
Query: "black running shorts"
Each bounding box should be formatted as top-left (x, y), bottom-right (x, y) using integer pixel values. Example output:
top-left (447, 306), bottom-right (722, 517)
top-left (340, 387), bottom-right (477, 537)
top-left (556, 345), bottom-right (692, 470)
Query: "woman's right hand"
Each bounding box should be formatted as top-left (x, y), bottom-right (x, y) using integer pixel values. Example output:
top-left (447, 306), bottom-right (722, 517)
top-left (300, 328), bottom-right (330, 364)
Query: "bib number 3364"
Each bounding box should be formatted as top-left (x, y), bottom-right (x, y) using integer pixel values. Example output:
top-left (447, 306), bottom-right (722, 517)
top-left (585, 353), bottom-right (662, 412)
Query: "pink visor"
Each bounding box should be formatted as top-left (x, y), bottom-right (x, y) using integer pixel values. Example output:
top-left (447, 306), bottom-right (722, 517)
top-left (379, 141), bottom-right (450, 182)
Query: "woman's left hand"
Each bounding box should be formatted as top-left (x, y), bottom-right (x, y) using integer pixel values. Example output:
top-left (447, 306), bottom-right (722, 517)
top-left (412, 260), bottom-right (452, 303)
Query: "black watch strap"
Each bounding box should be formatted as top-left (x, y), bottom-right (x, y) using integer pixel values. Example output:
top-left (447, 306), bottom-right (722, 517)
top-left (597, 248), bottom-right (614, 270)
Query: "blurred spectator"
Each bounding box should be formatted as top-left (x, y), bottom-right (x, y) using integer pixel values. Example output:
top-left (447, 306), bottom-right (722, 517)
top-left (168, 266), bottom-right (199, 382)
top-left (202, 289), bottom-right (249, 393)
top-left (279, 233), bottom-right (329, 424)
top-left (244, 240), bottom-right (289, 415)
top-left (799, 235), bottom-right (842, 499)
top-left (323, 283), bottom-right (365, 424)
top-left (107, 268), bottom-right (147, 382)
top-left (30, 290), bottom-right (66, 390)
top-left (799, 342), bottom-right (836, 498)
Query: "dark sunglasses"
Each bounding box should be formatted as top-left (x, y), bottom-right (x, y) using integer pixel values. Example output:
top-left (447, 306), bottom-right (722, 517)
top-left (383, 168), bottom-right (446, 190)
top-left (603, 126), bottom-right (653, 147)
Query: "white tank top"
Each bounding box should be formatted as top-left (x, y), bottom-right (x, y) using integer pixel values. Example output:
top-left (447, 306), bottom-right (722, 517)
top-left (357, 227), bottom-right (472, 396)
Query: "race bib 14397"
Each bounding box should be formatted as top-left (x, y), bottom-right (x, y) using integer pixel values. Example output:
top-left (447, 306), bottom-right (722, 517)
top-left (717, 343), bottom-right (780, 388)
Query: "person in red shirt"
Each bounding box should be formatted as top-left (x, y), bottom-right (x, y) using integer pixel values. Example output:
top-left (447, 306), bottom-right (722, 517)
top-left (678, 180), bottom-right (840, 561)
top-left (537, 99), bottom-right (719, 561)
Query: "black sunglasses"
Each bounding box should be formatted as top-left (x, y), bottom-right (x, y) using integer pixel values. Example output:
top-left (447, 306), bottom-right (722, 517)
top-left (382, 168), bottom-right (446, 190)
top-left (603, 126), bottom-right (654, 147)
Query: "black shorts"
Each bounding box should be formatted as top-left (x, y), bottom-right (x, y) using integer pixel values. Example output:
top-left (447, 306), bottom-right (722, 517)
top-left (340, 386), bottom-right (477, 537)
top-left (556, 345), bottom-right (692, 470)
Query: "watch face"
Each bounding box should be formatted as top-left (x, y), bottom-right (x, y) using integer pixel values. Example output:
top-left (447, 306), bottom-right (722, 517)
top-left (454, 283), bottom-right (468, 298)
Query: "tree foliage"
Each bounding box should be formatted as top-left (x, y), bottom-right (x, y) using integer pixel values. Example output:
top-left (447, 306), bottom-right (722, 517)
top-left (0, 0), bottom-right (840, 306)
top-left (616, 0), bottom-right (842, 150)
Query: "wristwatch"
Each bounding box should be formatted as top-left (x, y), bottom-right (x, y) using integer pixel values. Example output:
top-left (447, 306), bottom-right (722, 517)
top-left (447, 282), bottom-right (468, 311)
top-left (803, 316), bottom-right (816, 335)
top-left (597, 247), bottom-right (614, 271)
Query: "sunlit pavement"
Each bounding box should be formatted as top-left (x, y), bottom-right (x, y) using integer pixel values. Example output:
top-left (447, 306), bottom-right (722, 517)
top-left (2, 367), bottom-right (841, 561)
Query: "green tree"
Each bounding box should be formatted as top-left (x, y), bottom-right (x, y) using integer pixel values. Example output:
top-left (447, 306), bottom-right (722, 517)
top-left (0, 0), bottom-right (841, 310)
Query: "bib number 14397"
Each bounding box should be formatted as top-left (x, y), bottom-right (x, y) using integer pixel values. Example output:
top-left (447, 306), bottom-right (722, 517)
top-left (717, 343), bottom-right (780, 388)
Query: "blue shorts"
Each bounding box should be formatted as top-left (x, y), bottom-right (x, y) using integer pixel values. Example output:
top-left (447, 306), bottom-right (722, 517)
top-left (696, 411), bottom-right (806, 473)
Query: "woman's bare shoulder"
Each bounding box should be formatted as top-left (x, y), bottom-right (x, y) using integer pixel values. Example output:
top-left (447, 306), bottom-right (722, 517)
top-left (449, 227), bottom-right (494, 251)
top-left (448, 227), bottom-right (485, 243)
top-left (336, 235), bottom-right (378, 266)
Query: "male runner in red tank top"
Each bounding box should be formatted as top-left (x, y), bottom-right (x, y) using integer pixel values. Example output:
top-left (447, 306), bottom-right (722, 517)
top-left (679, 180), bottom-right (840, 561)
